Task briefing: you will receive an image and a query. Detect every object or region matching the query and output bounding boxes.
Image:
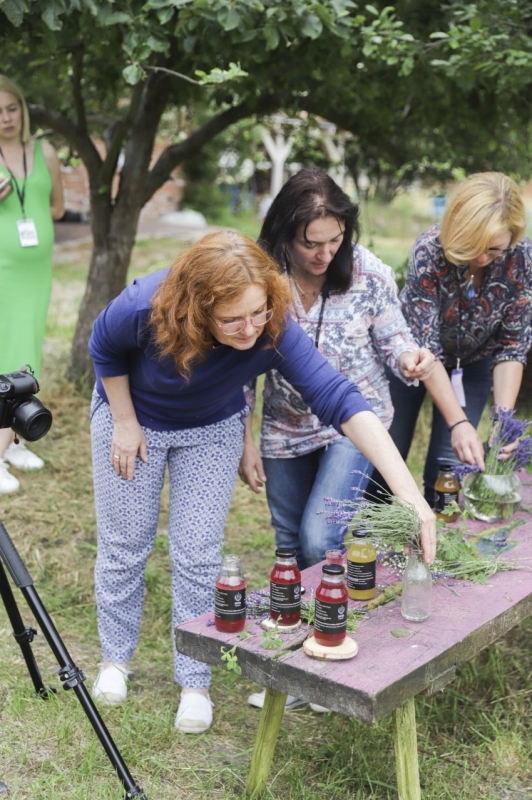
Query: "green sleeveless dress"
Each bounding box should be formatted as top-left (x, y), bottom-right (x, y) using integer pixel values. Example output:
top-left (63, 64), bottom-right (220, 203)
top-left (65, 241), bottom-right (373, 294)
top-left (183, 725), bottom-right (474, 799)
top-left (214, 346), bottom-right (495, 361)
top-left (0, 139), bottom-right (54, 379)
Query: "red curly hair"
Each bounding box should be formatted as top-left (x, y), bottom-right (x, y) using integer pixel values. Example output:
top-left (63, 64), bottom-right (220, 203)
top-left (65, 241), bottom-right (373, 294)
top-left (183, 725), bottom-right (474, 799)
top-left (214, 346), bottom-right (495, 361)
top-left (150, 229), bottom-right (292, 377)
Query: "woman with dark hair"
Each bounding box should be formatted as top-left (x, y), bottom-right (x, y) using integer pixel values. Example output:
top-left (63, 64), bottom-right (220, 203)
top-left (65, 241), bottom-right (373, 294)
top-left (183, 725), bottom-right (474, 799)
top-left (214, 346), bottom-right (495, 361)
top-left (88, 229), bottom-right (436, 733)
top-left (375, 172), bottom-right (532, 505)
top-left (239, 169), bottom-right (435, 570)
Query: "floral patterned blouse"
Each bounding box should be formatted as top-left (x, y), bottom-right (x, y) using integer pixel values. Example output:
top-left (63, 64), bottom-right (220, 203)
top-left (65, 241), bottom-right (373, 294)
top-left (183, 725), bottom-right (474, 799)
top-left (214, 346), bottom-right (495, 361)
top-left (400, 225), bottom-right (532, 370)
top-left (255, 244), bottom-right (419, 459)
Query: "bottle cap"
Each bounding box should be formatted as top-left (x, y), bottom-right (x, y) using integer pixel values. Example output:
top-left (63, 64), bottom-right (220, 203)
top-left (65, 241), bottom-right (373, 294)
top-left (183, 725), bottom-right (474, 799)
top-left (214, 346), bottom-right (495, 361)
top-left (275, 548), bottom-right (296, 559)
top-left (322, 564), bottom-right (345, 576)
top-left (438, 463), bottom-right (455, 472)
top-left (353, 529), bottom-right (368, 538)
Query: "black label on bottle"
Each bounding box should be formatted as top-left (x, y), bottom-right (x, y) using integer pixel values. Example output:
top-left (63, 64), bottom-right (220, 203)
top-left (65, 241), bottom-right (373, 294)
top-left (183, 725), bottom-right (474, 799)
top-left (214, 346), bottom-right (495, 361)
top-left (435, 489), bottom-right (459, 512)
top-left (314, 598), bottom-right (348, 635)
top-left (347, 559), bottom-right (376, 591)
top-left (214, 586), bottom-right (246, 621)
top-left (270, 581), bottom-right (301, 615)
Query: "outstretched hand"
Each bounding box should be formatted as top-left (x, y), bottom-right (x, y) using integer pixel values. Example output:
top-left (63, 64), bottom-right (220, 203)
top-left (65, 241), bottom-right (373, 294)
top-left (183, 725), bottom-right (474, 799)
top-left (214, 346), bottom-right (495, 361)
top-left (451, 421), bottom-right (485, 470)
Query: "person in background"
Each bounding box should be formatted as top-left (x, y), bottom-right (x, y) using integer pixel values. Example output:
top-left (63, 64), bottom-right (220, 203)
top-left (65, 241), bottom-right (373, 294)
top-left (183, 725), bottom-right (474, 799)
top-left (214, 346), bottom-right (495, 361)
top-left (88, 229), bottom-right (436, 734)
top-left (238, 169), bottom-right (435, 571)
top-left (0, 74), bottom-right (64, 494)
top-left (374, 172), bottom-right (532, 505)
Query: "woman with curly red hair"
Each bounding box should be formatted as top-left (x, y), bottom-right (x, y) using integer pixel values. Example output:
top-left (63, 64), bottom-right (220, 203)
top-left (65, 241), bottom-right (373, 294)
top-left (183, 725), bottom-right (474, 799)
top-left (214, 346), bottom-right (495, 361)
top-left (88, 229), bottom-right (435, 734)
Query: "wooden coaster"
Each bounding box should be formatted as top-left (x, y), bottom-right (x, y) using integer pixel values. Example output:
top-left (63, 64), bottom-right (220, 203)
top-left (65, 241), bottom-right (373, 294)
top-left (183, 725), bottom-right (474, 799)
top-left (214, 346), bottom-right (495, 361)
top-left (260, 616), bottom-right (302, 633)
top-left (303, 635), bottom-right (359, 661)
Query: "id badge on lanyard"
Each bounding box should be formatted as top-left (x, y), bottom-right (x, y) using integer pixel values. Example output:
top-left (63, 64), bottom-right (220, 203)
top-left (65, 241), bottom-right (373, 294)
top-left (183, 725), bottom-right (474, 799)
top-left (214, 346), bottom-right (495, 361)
top-left (451, 361), bottom-right (466, 407)
top-left (17, 218), bottom-right (39, 247)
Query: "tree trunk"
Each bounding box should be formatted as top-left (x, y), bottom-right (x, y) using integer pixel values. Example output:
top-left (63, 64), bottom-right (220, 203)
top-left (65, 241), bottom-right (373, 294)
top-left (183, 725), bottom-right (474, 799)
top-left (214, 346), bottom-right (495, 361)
top-left (67, 200), bottom-right (139, 384)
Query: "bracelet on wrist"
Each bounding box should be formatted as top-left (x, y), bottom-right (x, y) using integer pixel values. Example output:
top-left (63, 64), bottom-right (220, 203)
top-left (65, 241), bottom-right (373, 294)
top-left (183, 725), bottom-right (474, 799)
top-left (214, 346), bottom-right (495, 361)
top-left (448, 419), bottom-right (470, 433)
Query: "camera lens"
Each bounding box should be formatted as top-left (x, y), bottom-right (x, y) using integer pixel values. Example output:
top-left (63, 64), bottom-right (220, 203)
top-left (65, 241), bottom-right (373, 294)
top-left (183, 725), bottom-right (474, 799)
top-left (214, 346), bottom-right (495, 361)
top-left (12, 398), bottom-right (53, 441)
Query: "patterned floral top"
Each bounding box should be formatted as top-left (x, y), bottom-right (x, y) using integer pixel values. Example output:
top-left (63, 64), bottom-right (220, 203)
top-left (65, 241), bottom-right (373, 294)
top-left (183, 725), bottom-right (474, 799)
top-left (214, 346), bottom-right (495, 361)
top-left (255, 244), bottom-right (419, 459)
top-left (400, 225), bottom-right (532, 370)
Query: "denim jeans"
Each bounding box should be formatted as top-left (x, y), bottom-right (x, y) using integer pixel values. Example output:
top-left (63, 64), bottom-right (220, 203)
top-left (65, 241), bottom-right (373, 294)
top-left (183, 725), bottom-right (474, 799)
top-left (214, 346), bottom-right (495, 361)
top-left (378, 356), bottom-right (493, 506)
top-left (263, 436), bottom-right (370, 569)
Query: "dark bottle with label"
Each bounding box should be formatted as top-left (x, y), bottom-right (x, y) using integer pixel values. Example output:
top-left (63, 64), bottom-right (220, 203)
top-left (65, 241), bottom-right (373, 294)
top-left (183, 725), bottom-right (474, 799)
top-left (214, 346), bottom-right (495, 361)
top-left (435, 463), bottom-right (460, 521)
top-left (214, 554), bottom-right (246, 633)
top-left (347, 532), bottom-right (376, 600)
top-left (313, 564), bottom-right (348, 647)
top-left (269, 548), bottom-right (301, 626)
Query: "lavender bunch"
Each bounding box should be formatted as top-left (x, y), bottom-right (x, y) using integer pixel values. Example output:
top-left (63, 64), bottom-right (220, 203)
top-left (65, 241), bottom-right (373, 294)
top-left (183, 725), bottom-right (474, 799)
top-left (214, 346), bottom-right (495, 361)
top-left (458, 408), bottom-right (531, 521)
top-left (325, 493), bottom-right (422, 553)
top-left (484, 407), bottom-right (532, 475)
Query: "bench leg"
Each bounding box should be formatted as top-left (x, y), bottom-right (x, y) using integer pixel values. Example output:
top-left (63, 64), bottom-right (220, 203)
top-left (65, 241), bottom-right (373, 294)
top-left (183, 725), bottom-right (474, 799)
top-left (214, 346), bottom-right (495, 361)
top-left (246, 688), bottom-right (287, 799)
top-left (392, 697), bottom-right (421, 800)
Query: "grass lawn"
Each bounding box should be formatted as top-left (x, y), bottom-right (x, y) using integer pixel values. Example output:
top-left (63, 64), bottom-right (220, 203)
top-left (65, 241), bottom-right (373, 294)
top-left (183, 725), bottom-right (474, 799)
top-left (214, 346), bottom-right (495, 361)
top-left (1, 195), bottom-right (531, 799)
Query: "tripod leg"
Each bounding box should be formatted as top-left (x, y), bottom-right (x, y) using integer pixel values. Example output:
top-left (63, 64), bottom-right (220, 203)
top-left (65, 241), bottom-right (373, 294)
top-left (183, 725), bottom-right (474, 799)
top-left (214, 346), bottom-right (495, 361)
top-left (0, 561), bottom-right (54, 698)
top-left (0, 521), bottom-right (147, 800)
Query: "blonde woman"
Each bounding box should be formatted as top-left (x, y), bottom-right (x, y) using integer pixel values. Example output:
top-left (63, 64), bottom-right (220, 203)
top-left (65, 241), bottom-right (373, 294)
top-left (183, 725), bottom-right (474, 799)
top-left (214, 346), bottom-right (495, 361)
top-left (0, 74), bottom-right (64, 492)
top-left (376, 173), bottom-right (532, 505)
top-left (88, 230), bottom-right (436, 733)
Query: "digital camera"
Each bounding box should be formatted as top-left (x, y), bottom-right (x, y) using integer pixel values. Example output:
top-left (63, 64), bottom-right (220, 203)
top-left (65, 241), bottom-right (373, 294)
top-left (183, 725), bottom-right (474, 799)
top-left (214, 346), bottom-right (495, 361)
top-left (0, 370), bottom-right (52, 441)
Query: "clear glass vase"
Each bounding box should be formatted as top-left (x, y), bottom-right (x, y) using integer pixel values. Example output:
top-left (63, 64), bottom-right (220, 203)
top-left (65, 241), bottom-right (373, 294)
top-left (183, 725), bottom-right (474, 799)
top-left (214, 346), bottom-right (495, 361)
top-left (401, 550), bottom-right (432, 622)
top-left (462, 471), bottom-right (522, 523)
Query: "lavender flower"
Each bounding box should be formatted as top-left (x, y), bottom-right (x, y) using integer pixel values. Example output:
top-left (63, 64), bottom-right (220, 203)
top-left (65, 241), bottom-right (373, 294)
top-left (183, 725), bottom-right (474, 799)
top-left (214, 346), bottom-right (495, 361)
top-left (453, 463), bottom-right (481, 481)
top-left (513, 436), bottom-right (532, 471)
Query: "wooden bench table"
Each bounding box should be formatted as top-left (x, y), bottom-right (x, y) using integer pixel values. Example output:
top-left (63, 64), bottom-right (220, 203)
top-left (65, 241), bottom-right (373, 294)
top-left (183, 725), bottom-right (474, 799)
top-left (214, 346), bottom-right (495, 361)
top-left (175, 476), bottom-right (532, 799)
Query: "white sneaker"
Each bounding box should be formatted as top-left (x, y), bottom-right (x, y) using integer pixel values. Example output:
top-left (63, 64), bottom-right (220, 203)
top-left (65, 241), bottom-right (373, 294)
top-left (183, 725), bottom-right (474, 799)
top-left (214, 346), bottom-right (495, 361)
top-left (175, 692), bottom-right (213, 734)
top-left (92, 662), bottom-right (129, 706)
top-left (4, 442), bottom-right (44, 471)
top-left (247, 689), bottom-right (306, 710)
top-left (309, 703), bottom-right (330, 713)
top-left (0, 459), bottom-right (20, 494)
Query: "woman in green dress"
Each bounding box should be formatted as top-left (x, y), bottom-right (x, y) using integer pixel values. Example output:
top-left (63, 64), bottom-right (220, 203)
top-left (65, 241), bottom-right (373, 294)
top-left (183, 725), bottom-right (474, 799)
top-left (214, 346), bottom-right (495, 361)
top-left (0, 74), bottom-right (64, 493)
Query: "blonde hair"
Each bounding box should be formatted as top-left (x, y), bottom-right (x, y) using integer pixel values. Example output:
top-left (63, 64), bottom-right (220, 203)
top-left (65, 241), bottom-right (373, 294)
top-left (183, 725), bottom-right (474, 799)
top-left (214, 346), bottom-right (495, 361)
top-left (0, 75), bottom-right (31, 143)
top-left (440, 172), bottom-right (526, 265)
top-left (150, 229), bottom-right (292, 377)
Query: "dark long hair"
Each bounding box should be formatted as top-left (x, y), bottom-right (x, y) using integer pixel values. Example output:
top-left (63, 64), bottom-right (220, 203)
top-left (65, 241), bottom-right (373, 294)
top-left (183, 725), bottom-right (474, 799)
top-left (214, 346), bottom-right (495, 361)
top-left (258, 168), bottom-right (360, 293)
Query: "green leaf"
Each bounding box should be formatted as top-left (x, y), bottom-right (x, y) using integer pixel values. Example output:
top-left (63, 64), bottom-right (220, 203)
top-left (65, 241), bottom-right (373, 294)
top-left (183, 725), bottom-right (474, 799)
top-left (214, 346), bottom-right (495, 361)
top-left (123, 63), bottom-right (144, 85)
top-left (41, 0), bottom-right (64, 31)
top-left (429, 31), bottom-right (450, 40)
top-left (263, 26), bottom-right (280, 50)
top-left (365, 4), bottom-right (379, 16)
top-left (469, 16), bottom-right (482, 31)
top-left (220, 7), bottom-right (240, 31)
top-left (301, 13), bottom-right (323, 39)
top-left (391, 628), bottom-right (412, 638)
top-left (0, 0), bottom-right (27, 27)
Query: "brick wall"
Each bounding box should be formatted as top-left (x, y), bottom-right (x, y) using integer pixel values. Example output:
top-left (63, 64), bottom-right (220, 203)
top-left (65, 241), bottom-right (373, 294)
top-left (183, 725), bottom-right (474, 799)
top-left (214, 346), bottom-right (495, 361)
top-left (61, 140), bottom-right (185, 220)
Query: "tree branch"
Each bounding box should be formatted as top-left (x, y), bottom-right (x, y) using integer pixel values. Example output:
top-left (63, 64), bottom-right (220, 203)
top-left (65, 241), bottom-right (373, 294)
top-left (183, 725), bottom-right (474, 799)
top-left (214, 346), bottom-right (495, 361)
top-left (28, 104), bottom-right (102, 177)
top-left (144, 93), bottom-right (282, 202)
top-left (70, 44), bottom-right (87, 133)
top-left (100, 81), bottom-right (146, 186)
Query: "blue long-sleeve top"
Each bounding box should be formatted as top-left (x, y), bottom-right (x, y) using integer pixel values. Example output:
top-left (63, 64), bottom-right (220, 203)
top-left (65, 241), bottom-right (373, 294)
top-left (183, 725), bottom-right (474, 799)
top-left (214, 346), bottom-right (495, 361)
top-left (89, 269), bottom-right (373, 432)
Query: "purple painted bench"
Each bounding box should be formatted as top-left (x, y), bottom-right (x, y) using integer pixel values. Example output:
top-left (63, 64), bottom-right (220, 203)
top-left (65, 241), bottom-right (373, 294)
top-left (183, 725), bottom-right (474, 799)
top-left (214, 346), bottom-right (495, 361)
top-left (175, 474), bottom-right (532, 798)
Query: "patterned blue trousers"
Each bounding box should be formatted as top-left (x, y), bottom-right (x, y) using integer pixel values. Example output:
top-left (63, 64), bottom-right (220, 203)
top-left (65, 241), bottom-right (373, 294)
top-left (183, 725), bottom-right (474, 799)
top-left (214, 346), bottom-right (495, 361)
top-left (90, 396), bottom-right (246, 689)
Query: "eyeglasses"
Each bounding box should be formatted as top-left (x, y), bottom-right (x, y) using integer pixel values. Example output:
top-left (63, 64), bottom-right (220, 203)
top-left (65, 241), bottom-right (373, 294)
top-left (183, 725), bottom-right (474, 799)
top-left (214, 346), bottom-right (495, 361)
top-left (215, 309), bottom-right (274, 336)
top-left (484, 246), bottom-right (512, 258)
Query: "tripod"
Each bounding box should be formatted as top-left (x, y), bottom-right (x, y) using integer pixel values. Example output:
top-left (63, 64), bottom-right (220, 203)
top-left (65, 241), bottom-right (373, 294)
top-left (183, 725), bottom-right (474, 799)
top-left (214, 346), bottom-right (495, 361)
top-left (0, 519), bottom-right (147, 799)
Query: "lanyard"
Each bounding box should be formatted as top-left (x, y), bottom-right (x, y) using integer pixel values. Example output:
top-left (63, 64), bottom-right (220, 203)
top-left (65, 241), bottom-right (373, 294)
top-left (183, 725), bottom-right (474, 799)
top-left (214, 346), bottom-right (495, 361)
top-left (0, 142), bottom-right (27, 216)
top-left (314, 287), bottom-right (328, 348)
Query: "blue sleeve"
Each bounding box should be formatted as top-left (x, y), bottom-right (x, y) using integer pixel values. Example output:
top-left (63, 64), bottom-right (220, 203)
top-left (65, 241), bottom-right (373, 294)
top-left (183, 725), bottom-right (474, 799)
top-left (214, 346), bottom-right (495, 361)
top-left (89, 281), bottom-right (149, 378)
top-left (270, 317), bottom-right (374, 432)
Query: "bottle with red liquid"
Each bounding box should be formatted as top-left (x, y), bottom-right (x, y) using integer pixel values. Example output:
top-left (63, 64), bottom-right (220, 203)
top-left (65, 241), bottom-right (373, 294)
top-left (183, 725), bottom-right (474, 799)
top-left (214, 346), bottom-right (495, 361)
top-left (269, 548), bottom-right (301, 626)
top-left (313, 564), bottom-right (348, 647)
top-left (214, 554), bottom-right (246, 633)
